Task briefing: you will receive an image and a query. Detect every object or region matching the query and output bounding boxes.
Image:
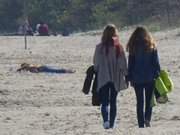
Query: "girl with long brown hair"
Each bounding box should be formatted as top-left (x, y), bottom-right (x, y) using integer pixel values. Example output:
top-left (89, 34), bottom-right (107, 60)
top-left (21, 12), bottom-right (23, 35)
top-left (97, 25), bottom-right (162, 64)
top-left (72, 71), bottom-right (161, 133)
top-left (127, 26), bottom-right (160, 128)
top-left (93, 24), bottom-right (128, 129)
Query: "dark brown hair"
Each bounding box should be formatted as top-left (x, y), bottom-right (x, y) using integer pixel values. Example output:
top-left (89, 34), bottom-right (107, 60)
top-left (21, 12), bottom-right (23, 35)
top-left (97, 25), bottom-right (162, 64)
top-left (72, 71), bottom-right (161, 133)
top-left (126, 26), bottom-right (156, 55)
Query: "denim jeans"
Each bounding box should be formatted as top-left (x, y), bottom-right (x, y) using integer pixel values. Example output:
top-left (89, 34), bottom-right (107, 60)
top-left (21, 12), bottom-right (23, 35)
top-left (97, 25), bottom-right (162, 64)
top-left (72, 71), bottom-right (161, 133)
top-left (99, 82), bottom-right (118, 128)
top-left (39, 66), bottom-right (66, 73)
top-left (134, 81), bottom-right (154, 128)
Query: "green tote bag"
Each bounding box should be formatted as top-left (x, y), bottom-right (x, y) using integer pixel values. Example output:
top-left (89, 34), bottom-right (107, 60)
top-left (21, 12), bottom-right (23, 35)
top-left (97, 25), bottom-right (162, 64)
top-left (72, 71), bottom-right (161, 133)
top-left (155, 70), bottom-right (173, 96)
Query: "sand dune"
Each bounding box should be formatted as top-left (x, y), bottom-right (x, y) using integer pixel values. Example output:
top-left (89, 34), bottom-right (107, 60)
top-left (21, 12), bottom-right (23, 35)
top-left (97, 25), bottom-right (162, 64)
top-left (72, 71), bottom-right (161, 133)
top-left (0, 28), bottom-right (180, 135)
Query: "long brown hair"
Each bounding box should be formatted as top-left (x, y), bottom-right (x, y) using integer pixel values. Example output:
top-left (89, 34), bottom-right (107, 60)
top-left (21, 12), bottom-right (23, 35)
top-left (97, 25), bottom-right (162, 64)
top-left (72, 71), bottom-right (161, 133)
top-left (101, 24), bottom-right (123, 57)
top-left (126, 26), bottom-right (156, 55)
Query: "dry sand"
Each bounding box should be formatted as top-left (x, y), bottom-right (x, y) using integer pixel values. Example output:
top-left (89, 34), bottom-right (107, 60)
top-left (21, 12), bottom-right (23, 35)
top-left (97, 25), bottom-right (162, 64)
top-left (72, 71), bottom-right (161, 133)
top-left (0, 28), bottom-right (180, 135)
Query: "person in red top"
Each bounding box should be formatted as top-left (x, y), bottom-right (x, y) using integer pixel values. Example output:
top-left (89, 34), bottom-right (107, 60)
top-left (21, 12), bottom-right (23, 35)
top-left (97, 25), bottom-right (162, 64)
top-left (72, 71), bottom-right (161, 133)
top-left (38, 22), bottom-right (49, 36)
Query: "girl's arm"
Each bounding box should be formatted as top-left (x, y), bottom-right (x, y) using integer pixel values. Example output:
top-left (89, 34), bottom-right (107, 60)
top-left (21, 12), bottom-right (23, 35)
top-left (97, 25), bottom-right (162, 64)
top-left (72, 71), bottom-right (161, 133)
top-left (127, 54), bottom-right (135, 81)
top-left (119, 51), bottom-right (128, 75)
top-left (153, 49), bottom-right (161, 78)
top-left (93, 45), bottom-right (99, 72)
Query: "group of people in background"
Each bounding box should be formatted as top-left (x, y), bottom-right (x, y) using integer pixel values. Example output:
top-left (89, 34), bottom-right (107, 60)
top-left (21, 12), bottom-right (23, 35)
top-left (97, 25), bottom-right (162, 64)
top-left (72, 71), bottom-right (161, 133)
top-left (35, 22), bottom-right (49, 36)
top-left (92, 24), bottom-right (160, 129)
top-left (17, 21), bottom-right (49, 36)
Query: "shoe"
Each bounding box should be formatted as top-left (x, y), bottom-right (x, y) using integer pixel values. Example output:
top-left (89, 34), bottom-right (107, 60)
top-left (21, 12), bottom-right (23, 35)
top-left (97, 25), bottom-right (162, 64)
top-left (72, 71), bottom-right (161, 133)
top-left (103, 121), bottom-right (110, 129)
top-left (110, 125), bottom-right (114, 129)
top-left (145, 120), bottom-right (151, 127)
top-left (109, 122), bottom-right (115, 129)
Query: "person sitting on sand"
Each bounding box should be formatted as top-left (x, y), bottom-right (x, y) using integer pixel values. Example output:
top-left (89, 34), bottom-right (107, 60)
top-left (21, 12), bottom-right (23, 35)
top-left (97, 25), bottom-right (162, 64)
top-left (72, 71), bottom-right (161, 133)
top-left (17, 63), bottom-right (75, 73)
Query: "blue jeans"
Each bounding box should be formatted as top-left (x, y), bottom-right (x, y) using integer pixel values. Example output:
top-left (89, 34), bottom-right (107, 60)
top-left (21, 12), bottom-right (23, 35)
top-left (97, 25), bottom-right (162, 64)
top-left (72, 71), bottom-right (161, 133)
top-left (134, 82), bottom-right (154, 128)
top-left (39, 66), bottom-right (67, 73)
top-left (99, 82), bottom-right (118, 128)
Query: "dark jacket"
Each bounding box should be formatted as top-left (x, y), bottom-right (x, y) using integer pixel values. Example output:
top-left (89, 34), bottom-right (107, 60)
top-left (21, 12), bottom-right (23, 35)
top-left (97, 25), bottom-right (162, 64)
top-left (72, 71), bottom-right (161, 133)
top-left (82, 65), bottom-right (100, 106)
top-left (128, 48), bottom-right (160, 84)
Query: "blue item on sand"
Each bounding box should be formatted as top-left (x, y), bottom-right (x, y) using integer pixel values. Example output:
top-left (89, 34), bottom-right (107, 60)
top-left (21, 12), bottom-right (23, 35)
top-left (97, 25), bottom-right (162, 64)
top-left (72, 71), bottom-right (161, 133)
top-left (38, 66), bottom-right (68, 73)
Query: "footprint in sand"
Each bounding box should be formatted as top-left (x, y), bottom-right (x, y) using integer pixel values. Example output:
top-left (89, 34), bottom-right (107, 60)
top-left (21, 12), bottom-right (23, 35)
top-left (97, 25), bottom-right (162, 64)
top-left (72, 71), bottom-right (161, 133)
top-left (0, 90), bottom-right (9, 95)
top-left (171, 116), bottom-right (180, 121)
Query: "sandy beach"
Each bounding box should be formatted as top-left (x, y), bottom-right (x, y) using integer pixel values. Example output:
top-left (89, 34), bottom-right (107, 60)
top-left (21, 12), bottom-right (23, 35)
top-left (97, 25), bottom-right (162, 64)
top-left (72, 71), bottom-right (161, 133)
top-left (0, 28), bottom-right (180, 135)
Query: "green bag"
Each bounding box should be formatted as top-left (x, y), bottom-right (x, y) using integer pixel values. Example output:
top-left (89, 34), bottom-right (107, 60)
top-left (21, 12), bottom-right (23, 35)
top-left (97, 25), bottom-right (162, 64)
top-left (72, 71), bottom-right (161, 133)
top-left (155, 70), bottom-right (173, 96)
top-left (159, 70), bottom-right (173, 92)
top-left (151, 92), bottom-right (157, 107)
top-left (155, 77), bottom-right (169, 96)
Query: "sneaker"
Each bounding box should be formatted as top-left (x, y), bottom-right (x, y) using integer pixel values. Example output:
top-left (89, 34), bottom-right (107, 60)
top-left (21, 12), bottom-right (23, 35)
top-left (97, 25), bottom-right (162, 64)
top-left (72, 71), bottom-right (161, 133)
top-left (109, 122), bottom-right (115, 129)
top-left (145, 120), bottom-right (151, 127)
top-left (103, 121), bottom-right (110, 129)
top-left (110, 125), bottom-right (114, 129)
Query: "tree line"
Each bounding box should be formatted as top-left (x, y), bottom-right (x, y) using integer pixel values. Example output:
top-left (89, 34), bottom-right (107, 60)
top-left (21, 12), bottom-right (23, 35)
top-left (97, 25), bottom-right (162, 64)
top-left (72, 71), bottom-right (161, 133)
top-left (0, 0), bottom-right (180, 33)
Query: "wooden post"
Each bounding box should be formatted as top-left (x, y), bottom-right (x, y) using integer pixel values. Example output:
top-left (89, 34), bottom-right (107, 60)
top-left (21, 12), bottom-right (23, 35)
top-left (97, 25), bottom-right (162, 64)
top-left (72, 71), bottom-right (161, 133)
top-left (24, 31), bottom-right (27, 50)
top-left (24, 0), bottom-right (27, 50)
top-left (166, 0), bottom-right (171, 27)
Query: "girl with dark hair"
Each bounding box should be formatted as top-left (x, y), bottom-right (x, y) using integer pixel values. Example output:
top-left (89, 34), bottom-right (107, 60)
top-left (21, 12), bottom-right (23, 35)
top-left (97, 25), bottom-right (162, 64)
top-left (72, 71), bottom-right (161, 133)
top-left (127, 26), bottom-right (161, 128)
top-left (93, 24), bottom-right (128, 129)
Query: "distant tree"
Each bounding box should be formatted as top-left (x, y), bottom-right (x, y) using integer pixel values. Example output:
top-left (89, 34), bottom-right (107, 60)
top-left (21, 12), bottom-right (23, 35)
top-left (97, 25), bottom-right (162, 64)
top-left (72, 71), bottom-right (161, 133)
top-left (92, 0), bottom-right (127, 28)
top-left (0, 0), bottom-right (23, 31)
top-left (0, 0), bottom-right (180, 33)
